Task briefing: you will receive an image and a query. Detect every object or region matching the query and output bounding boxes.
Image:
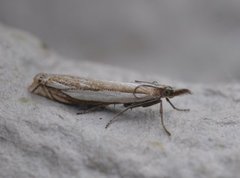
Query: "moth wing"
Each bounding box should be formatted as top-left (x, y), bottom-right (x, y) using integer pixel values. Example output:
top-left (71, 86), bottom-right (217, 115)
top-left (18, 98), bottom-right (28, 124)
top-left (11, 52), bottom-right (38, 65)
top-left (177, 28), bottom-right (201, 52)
top-left (62, 89), bottom-right (153, 103)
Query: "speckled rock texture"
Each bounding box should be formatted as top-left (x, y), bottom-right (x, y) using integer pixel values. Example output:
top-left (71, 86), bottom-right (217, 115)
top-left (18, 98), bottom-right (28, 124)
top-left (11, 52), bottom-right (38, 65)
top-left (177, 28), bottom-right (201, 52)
top-left (0, 24), bottom-right (240, 178)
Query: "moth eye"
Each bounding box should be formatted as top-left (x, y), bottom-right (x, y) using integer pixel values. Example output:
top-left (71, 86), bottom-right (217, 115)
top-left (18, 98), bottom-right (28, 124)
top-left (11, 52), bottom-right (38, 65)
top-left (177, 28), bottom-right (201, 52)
top-left (164, 89), bottom-right (173, 96)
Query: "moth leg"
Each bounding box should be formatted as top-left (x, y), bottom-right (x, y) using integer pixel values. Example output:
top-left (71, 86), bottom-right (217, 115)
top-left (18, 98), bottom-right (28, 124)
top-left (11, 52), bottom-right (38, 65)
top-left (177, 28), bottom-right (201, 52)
top-left (105, 103), bottom-right (143, 129)
top-left (105, 99), bottom-right (159, 129)
top-left (160, 100), bottom-right (171, 136)
top-left (124, 100), bottom-right (160, 108)
top-left (166, 98), bottom-right (190, 112)
top-left (141, 100), bottom-right (160, 107)
top-left (77, 104), bottom-right (107, 115)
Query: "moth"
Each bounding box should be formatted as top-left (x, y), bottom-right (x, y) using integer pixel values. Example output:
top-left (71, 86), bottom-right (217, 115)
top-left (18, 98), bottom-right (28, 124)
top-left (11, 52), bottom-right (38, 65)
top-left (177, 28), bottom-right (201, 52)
top-left (28, 73), bottom-right (191, 136)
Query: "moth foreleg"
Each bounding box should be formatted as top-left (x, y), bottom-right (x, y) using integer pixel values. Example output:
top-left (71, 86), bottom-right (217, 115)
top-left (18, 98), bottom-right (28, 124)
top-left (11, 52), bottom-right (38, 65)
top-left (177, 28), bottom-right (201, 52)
top-left (166, 98), bottom-right (190, 112)
top-left (159, 100), bottom-right (171, 136)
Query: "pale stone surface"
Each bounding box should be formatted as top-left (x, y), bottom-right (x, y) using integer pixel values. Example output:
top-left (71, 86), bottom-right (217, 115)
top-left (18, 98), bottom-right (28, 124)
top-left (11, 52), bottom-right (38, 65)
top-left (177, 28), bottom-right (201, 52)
top-left (0, 24), bottom-right (240, 178)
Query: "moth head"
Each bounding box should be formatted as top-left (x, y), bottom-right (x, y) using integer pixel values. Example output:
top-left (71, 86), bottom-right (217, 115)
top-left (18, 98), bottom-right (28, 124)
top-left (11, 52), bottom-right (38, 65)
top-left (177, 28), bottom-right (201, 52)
top-left (162, 87), bottom-right (191, 98)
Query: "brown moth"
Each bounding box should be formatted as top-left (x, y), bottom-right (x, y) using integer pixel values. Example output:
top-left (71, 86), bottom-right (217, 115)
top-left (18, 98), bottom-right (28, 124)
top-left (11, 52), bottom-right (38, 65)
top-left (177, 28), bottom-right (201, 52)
top-left (29, 73), bottom-right (191, 136)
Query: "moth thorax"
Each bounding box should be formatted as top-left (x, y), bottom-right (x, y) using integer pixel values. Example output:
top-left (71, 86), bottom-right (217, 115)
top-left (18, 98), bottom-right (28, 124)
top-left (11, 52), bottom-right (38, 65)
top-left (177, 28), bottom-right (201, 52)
top-left (151, 88), bottom-right (161, 97)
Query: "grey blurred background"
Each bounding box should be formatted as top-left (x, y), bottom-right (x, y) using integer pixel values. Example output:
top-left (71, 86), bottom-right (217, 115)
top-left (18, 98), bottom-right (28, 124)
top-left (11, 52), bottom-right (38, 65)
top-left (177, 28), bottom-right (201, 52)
top-left (0, 0), bottom-right (240, 83)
